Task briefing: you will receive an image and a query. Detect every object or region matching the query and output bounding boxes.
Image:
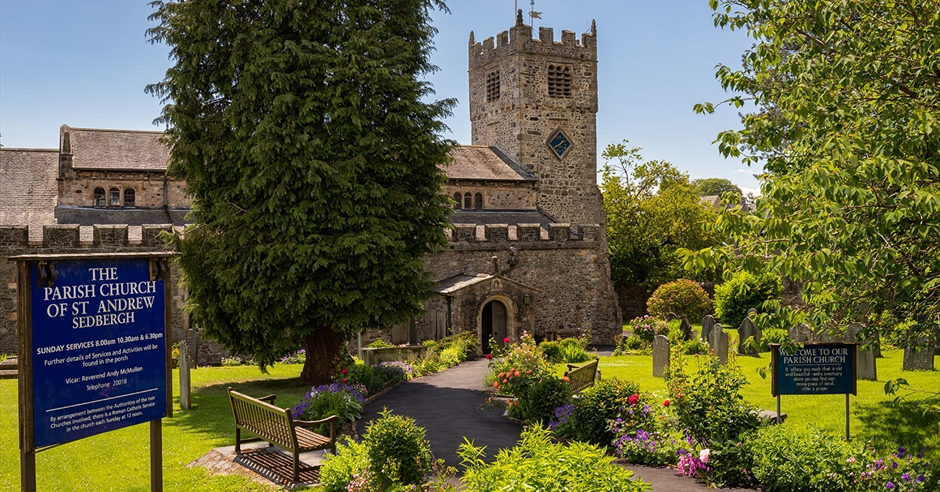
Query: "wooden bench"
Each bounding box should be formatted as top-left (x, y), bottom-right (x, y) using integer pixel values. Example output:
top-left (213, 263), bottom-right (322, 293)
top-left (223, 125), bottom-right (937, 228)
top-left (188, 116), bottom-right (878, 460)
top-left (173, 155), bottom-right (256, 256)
top-left (564, 359), bottom-right (599, 394)
top-left (228, 388), bottom-right (339, 481)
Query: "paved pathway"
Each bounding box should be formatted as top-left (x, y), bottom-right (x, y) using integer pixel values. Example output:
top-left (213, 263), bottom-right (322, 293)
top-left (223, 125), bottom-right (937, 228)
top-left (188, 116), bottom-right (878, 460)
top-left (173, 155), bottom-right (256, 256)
top-left (356, 358), bottom-right (748, 491)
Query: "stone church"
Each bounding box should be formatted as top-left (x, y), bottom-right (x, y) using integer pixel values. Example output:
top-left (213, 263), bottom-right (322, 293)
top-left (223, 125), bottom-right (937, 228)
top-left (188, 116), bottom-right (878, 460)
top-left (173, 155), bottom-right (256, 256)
top-left (0, 16), bottom-right (620, 359)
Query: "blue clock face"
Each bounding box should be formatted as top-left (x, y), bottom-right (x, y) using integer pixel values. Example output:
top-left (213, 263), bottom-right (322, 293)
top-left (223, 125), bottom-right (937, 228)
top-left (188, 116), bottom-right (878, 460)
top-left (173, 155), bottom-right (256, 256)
top-left (548, 130), bottom-right (571, 158)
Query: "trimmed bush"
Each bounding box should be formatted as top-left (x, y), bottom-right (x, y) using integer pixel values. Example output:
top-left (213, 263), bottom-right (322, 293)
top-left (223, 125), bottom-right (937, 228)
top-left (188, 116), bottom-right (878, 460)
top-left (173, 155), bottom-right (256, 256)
top-left (713, 271), bottom-right (782, 330)
top-left (364, 409), bottom-right (432, 489)
top-left (647, 279), bottom-right (712, 321)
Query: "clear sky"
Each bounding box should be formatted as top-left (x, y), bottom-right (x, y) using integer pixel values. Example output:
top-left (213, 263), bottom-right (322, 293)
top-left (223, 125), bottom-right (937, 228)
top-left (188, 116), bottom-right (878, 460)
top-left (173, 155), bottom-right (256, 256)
top-left (0, 0), bottom-right (759, 194)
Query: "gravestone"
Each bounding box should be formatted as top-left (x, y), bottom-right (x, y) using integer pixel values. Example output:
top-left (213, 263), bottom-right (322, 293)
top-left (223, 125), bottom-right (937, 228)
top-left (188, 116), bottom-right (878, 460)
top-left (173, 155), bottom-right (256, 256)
top-left (738, 317), bottom-right (760, 356)
top-left (665, 312), bottom-right (679, 321)
top-left (903, 338), bottom-right (936, 371)
top-left (653, 335), bottom-right (670, 378)
top-left (680, 318), bottom-right (693, 341)
top-left (747, 308), bottom-right (758, 317)
top-left (788, 324), bottom-right (812, 342)
top-left (702, 315), bottom-right (716, 342)
top-left (709, 324), bottom-right (729, 365)
top-left (846, 324), bottom-right (877, 380)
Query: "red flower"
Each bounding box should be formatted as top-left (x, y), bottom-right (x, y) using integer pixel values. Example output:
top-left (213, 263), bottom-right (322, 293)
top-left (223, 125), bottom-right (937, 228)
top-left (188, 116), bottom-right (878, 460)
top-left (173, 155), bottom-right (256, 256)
top-left (341, 368), bottom-right (348, 375)
top-left (503, 337), bottom-right (511, 344)
top-left (628, 393), bottom-right (639, 405)
top-left (663, 399), bottom-right (671, 407)
top-left (486, 354), bottom-right (493, 360)
top-left (342, 378), bottom-right (348, 384)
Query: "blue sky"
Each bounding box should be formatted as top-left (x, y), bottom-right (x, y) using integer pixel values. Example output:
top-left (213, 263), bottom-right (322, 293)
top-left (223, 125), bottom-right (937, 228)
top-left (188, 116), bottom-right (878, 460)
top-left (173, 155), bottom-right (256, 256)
top-left (0, 0), bottom-right (759, 194)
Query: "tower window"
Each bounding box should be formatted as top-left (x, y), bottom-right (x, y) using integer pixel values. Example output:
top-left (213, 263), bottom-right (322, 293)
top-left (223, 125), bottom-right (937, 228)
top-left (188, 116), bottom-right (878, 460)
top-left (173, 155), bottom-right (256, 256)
top-left (548, 64), bottom-right (572, 98)
top-left (93, 187), bottom-right (105, 207)
top-left (109, 188), bottom-right (121, 206)
top-left (486, 70), bottom-right (500, 102)
top-left (124, 188), bottom-right (136, 207)
top-left (464, 193), bottom-right (472, 209)
top-left (453, 192), bottom-right (462, 209)
top-left (474, 193), bottom-right (484, 210)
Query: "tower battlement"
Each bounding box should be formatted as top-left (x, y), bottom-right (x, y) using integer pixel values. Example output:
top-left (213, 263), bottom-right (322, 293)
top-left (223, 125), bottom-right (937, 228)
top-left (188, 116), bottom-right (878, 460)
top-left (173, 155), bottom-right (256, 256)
top-left (469, 18), bottom-right (596, 70)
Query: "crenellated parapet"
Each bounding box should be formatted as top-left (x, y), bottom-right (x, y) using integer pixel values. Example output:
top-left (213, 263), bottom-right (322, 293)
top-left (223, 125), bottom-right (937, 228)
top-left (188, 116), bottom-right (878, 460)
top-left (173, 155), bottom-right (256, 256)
top-left (447, 222), bottom-right (599, 250)
top-left (0, 224), bottom-right (178, 251)
top-left (469, 21), bottom-right (596, 70)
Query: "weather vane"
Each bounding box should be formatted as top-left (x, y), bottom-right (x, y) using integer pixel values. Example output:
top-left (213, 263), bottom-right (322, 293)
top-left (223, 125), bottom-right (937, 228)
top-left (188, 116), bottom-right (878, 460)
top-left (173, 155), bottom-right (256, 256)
top-left (529, 0), bottom-right (542, 26)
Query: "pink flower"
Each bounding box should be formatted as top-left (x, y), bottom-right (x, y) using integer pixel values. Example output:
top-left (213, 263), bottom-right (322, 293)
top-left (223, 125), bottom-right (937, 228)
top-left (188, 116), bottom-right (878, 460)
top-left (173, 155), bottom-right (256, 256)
top-left (699, 449), bottom-right (710, 464)
top-left (628, 393), bottom-right (639, 405)
top-left (486, 354), bottom-right (493, 360)
top-left (503, 337), bottom-right (511, 343)
top-left (342, 378), bottom-right (348, 384)
top-left (663, 399), bottom-right (671, 407)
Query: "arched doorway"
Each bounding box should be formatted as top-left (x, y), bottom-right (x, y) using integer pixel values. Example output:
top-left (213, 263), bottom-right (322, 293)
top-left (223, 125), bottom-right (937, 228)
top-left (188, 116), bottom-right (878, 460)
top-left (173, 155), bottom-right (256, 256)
top-left (481, 299), bottom-right (508, 354)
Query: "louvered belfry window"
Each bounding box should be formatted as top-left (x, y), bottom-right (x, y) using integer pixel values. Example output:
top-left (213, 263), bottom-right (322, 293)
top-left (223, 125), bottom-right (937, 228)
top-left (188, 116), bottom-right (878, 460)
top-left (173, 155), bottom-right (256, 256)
top-left (486, 70), bottom-right (500, 102)
top-left (547, 64), bottom-right (571, 98)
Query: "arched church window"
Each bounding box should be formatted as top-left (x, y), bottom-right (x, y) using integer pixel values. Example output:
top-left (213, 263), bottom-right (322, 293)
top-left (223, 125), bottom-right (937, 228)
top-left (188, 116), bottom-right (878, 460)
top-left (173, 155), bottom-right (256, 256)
top-left (474, 193), bottom-right (483, 210)
top-left (463, 193), bottom-right (472, 209)
top-left (109, 188), bottom-right (121, 206)
top-left (93, 187), bottom-right (105, 207)
top-left (453, 192), bottom-right (462, 209)
top-left (124, 188), bottom-right (136, 207)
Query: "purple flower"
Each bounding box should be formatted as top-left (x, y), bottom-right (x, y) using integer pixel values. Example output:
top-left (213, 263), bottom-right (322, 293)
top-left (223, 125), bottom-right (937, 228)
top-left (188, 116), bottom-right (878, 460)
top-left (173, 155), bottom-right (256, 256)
top-left (885, 482), bottom-right (894, 489)
top-left (916, 475), bottom-right (925, 483)
top-left (891, 461), bottom-right (898, 469)
top-left (901, 474), bottom-right (911, 482)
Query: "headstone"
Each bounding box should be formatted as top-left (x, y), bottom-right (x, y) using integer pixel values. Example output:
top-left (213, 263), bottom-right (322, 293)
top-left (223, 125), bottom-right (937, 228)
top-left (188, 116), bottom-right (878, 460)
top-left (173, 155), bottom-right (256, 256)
top-left (738, 317), bottom-right (760, 355)
top-left (903, 338), bottom-right (936, 371)
top-left (846, 324), bottom-right (877, 380)
top-left (179, 340), bottom-right (192, 410)
top-left (680, 318), bottom-right (693, 341)
top-left (702, 315), bottom-right (716, 342)
top-left (747, 308), bottom-right (758, 317)
top-left (665, 312), bottom-right (679, 321)
top-left (788, 324), bottom-right (812, 342)
top-left (653, 335), bottom-right (670, 378)
top-left (709, 324), bottom-right (729, 365)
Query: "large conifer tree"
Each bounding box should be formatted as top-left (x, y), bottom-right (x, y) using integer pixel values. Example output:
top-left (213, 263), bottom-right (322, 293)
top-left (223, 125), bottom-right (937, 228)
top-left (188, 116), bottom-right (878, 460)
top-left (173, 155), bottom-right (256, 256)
top-left (147, 0), bottom-right (454, 384)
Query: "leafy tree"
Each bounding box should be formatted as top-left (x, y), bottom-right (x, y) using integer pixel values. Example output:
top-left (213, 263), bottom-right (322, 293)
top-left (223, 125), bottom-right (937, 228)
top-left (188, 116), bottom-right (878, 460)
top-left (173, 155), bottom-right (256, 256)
top-left (601, 141), bottom-right (721, 288)
top-left (691, 178), bottom-right (742, 202)
top-left (147, 0), bottom-right (455, 384)
top-left (688, 1), bottom-right (940, 339)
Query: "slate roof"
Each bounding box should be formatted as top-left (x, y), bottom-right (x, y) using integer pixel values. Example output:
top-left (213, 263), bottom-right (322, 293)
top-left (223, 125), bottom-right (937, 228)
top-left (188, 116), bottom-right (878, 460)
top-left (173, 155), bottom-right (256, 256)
top-left (445, 146), bottom-right (535, 182)
top-left (0, 148), bottom-right (59, 225)
top-left (63, 125), bottom-right (170, 171)
top-left (436, 274), bottom-right (494, 294)
top-left (54, 206), bottom-right (191, 227)
top-left (450, 209), bottom-right (555, 227)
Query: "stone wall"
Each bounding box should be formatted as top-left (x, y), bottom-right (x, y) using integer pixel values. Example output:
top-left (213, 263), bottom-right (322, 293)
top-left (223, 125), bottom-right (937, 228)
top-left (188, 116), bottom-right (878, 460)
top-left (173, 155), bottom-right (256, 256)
top-left (426, 222), bottom-right (620, 345)
top-left (445, 181), bottom-right (538, 210)
top-left (0, 224), bottom-right (187, 355)
top-left (58, 170), bottom-right (190, 209)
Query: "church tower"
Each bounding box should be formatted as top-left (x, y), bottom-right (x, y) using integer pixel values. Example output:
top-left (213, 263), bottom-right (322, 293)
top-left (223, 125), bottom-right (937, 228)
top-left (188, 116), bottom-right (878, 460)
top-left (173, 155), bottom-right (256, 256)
top-left (468, 11), bottom-right (601, 225)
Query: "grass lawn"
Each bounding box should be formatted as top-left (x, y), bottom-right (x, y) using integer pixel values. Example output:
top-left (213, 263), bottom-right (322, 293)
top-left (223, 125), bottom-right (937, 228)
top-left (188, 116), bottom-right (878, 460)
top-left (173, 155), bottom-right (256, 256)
top-left (596, 342), bottom-right (940, 459)
top-left (0, 364), bottom-right (312, 491)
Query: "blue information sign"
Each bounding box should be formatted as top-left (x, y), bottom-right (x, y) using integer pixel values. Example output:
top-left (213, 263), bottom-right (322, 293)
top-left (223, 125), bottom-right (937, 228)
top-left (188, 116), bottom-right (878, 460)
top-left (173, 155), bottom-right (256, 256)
top-left (772, 343), bottom-right (857, 396)
top-left (30, 257), bottom-right (167, 448)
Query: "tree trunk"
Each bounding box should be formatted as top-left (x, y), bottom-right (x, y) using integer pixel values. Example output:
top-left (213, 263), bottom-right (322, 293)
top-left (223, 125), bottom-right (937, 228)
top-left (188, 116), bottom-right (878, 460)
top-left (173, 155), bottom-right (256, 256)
top-left (300, 327), bottom-right (346, 386)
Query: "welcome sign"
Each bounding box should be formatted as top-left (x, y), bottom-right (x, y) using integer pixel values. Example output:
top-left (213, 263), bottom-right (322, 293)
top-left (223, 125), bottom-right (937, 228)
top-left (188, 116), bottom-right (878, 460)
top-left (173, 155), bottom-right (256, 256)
top-left (28, 256), bottom-right (169, 448)
top-left (771, 343), bottom-right (857, 396)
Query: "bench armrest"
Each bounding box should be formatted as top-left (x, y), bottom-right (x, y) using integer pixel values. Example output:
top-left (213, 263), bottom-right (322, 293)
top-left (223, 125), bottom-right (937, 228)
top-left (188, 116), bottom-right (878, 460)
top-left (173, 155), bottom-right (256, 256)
top-left (295, 414), bottom-right (341, 441)
top-left (256, 394), bottom-right (277, 404)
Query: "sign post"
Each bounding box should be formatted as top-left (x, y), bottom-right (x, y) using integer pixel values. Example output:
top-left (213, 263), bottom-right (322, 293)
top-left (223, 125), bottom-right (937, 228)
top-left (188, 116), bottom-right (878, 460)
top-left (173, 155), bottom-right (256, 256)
top-left (771, 342), bottom-right (857, 440)
top-left (14, 253), bottom-right (173, 491)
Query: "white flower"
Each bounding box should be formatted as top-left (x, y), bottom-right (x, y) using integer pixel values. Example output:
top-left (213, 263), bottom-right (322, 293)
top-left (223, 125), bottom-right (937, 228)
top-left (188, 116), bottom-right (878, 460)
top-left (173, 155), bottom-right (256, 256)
top-left (699, 448), bottom-right (710, 464)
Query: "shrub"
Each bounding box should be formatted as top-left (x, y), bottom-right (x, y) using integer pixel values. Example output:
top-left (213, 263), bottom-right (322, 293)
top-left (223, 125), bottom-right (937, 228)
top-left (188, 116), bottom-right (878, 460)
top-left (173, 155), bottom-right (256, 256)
top-left (625, 315), bottom-right (668, 343)
top-left (459, 425), bottom-right (650, 492)
top-left (372, 361), bottom-right (412, 387)
top-left (538, 341), bottom-right (561, 361)
top-left (368, 339), bottom-right (395, 348)
top-left (487, 333), bottom-right (553, 397)
top-left (746, 425), bottom-right (870, 492)
top-left (319, 437), bottom-right (371, 492)
top-left (512, 376), bottom-right (573, 424)
top-left (609, 392), bottom-right (682, 466)
top-left (572, 378), bottom-right (641, 447)
top-left (677, 338), bottom-right (710, 356)
top-left (703, 438), bottom-right (759, 489)
top-left (713, 271), bottom-right (782, 330)
top-left (540, 337), bottom-right (593, 363)
top-left (364, 409), bottom-right (433, 489)
top-left (292, 382), bottom-right (367, 433)
top-left (342, 362), bottom-right (376, 394)
top-left (666, 354), bottom-right (760, 445)
top-left (614, 334), bottom-right (650, 355)
top-left (279, 349), bottom-right (306, 364)
top-left (647, 279), bottom-right (712, 321)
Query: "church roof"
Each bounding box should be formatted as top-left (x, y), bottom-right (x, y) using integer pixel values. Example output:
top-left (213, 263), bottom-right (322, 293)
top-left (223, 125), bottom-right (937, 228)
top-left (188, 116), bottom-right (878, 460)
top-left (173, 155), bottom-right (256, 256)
top-left (54, 206), bottom-right (191, 227)
top-left (0, 148), bottom-right (59, 225)
top-left (436, 273), bottom-right (493, 294)
top-left (63, 125), bottom-right (170, 172)
top-left (445, 146), bottom-right (535, 182)
top-left (450, 209), bottom-right (555, 227)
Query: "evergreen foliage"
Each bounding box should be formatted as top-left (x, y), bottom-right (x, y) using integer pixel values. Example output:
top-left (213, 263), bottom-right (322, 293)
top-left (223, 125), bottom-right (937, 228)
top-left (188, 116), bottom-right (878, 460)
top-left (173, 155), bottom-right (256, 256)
top-left (147, 0), bottom-right (455, 383)
top-left (713, 271), bottom-right (781, 330)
